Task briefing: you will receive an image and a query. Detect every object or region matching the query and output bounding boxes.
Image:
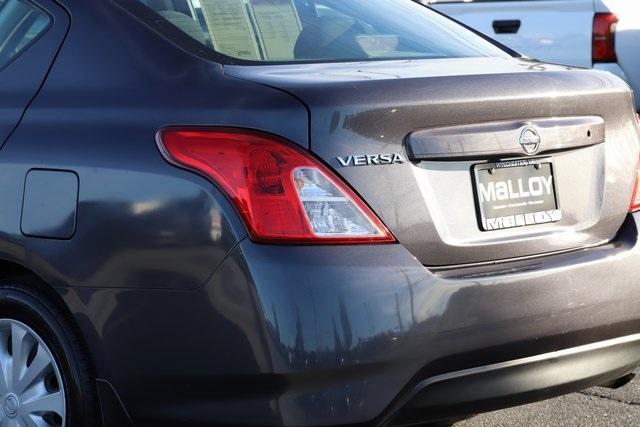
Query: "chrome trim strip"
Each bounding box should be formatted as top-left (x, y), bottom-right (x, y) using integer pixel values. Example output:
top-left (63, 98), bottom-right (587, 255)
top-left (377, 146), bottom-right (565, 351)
top-left (407, 116), bottom-right (604, 160)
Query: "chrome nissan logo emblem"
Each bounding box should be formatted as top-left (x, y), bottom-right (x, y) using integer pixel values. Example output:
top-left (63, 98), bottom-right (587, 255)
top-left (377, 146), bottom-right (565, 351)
top-left (519, 126), bottom-right (541, 155)
top-left (3, 394), bottom-right (19, 418)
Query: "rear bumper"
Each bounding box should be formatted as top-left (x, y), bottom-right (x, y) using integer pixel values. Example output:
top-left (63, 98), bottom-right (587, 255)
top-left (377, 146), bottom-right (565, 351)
top-left (237, 213), bottom-right (640, 426)
top-left (68, 214), bottom-right (640, 426)
top-left (384, 334), bottom-right (640, 426)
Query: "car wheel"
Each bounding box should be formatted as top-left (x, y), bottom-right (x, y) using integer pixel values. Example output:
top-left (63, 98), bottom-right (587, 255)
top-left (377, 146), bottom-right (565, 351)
top-left (0, 283), bottom-right (98, 426)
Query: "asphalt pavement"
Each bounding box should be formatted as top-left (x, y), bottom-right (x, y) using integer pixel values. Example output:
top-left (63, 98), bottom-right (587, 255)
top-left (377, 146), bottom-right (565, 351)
top-left (456, 369), bottom-right (640, 426)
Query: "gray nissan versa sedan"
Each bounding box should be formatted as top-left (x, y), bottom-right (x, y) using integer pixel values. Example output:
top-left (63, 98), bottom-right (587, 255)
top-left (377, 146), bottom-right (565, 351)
top-left (1, 0), bottom-right (640, 426)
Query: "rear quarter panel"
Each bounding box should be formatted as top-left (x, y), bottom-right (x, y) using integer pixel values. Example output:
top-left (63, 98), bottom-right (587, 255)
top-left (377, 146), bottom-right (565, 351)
top-left (0, 3), bottom-right (310, 416)
top-left (0, 0), bottom-right (309, 290)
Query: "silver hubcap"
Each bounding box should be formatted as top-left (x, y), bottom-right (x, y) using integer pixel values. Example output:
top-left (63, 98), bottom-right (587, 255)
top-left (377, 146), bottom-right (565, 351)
top-left (0, 320), bottom-right (65, 427)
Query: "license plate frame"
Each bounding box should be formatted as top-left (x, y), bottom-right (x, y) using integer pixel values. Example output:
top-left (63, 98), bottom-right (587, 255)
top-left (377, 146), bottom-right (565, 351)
top-left (473, 158), bottom-right (562, 231)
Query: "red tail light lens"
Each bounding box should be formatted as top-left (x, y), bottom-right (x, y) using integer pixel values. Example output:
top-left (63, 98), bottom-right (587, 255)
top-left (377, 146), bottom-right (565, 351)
top-left (158, 128), bottom-right (395, 244)
top-left (593, 13), bottom-right (618, 63)
top-left (631, 165), bottom-right (640, 213)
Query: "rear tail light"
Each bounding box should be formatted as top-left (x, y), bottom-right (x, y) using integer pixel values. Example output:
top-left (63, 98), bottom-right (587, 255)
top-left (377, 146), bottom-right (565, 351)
top-left (633, 115), bottom-right (640, 212)
top-left (158, 128), bottom-right (395, 244)
top-left (631, 163), bottom-right (640, 213)
top-left (593, 13), bottom-right (618, 63)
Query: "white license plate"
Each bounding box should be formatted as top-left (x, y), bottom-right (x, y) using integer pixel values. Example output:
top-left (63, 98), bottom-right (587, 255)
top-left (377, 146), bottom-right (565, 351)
top-left (474, 159), bottom-right (561, 231)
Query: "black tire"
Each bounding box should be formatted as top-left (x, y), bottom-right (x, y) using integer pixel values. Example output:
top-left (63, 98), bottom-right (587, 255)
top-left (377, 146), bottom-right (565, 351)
top-left (0, 282), bottom-right (99, 426)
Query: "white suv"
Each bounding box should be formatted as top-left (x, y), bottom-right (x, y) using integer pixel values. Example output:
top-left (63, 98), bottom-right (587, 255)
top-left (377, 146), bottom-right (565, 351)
top-left (423, 0), bottom-right (640, 110)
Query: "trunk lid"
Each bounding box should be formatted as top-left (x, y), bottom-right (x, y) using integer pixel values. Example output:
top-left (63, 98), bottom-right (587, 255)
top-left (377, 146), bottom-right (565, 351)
top-left (225, 57), bottom-right (639, 266)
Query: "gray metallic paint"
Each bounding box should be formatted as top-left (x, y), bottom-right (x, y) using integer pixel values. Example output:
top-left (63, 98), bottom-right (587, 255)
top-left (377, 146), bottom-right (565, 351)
top-left (61, 215), bottom-right (640, 426)
top-left (0, 0), bottom-right (639, 425)
top-left (21, 169), bottom-right (79, 239)
top-left (226, 58), bottom-right (640, 266)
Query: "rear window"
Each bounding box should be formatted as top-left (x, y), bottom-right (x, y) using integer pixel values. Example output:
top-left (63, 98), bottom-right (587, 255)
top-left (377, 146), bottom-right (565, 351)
top-left (117, 0), bottom-right (511, 63)
top-left (0, 0), bottom-right (51, 70)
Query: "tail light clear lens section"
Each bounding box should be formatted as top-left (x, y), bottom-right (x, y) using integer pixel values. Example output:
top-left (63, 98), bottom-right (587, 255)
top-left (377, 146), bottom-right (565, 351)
top-left (294, 168), bottom-right (381, 236)
top-left (158, 128), bottom-right (395, 244)
top-left (593, 13), bottom-right (618, 63)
